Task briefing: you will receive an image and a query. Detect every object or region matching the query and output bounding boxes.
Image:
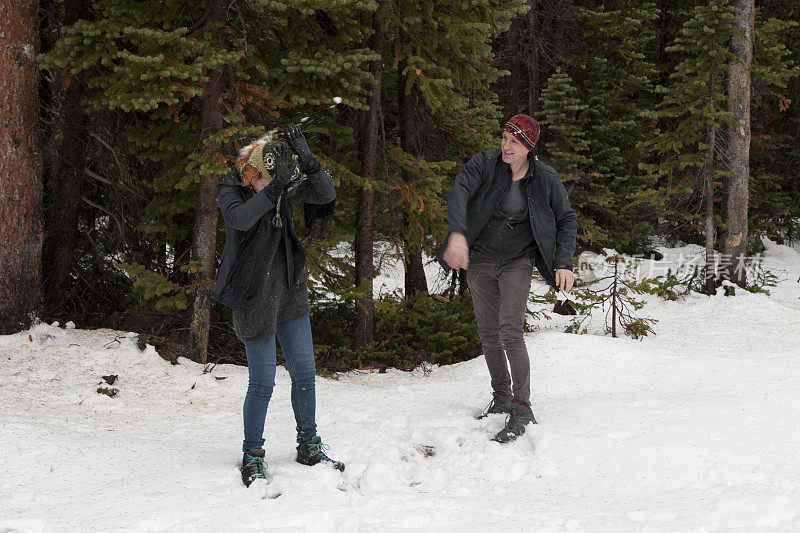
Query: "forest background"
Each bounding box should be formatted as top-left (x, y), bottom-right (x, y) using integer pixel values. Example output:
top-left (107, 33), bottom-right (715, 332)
top-left (1, 0), bottom-right (798, 371)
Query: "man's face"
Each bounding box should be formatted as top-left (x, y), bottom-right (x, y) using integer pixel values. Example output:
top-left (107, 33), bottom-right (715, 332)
top-left (501, 131), bottom-right (531, 167)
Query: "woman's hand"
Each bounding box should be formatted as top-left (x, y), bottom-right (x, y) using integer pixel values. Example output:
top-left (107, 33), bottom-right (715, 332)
top-left (261, 144), bottom-right (296, 200)
top-left (251, 176), bottom-right (270, 193)
top-left (443, 232), bottom-right (470, 271)
top-left (285, 124), bottom-right (320, 173)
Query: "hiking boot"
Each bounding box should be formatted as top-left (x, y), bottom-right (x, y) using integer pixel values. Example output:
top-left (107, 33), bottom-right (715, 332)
top-left (241, 448), bottom-right (269, 487)
top-left (476, 392), bottom-right (513, 419)
top-left (296, 436), bottom-right (345, 472)
top-left (493, 403), bottom-right (537, 443)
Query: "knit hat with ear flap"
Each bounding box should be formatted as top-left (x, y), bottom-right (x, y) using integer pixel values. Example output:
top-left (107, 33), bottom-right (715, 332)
top-left (239, 137), bottom-right (278, 182)
top-left (238, 136), bottom-right (302, 185)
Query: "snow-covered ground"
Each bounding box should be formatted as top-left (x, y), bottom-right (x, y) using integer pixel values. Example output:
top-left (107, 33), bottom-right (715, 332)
top-left (2, 238), bottom-right (800, 532)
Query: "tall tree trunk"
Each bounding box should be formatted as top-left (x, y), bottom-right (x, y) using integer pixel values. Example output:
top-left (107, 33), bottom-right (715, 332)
top-left (42, 0), bottom-right (91, 316)
top-left (505, 16), bottom-right (522, 114)
top-left (721, 0), bottom-right (754, 287)
top-left (190, 0), bottom-right (227, 363)
top-left (0, 0), bottom-right (44, 334)
top-left (704, 125), bottom-right (718, 295)
top-left (355, 1), bottom-right (390, 347)
top-left (526, 0), bottom-right (542, 113)
top-left (398, 58), bottom-right (428, 298)
top-left (703, 59), bottom-right (718, 295)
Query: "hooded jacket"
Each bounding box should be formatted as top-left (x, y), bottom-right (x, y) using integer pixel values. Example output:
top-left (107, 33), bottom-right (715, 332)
top-left (436, 149), bottom-right (577, 290)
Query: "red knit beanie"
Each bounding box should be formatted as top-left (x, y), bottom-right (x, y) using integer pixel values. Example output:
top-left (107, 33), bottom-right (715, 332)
top-left (503, 114), bottom-right (540, 150)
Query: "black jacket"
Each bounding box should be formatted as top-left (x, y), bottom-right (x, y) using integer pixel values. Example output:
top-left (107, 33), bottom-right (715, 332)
top-left (436, 149), bottom-right (577, 290)
top-left (211, 166), bottom-right (336, 308)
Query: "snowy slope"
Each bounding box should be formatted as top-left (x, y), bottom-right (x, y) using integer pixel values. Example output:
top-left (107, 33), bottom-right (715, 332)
top-left (2, 238), bottom-right (800, 532)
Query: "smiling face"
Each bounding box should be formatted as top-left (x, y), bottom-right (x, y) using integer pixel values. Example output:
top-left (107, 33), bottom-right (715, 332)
top-left (501, 130), bottom-right (531, 167)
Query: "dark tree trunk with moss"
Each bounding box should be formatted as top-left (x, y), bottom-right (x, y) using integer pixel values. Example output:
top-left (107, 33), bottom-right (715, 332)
top-left (398, 57), bottom-right (428, 298)
top-left (42, 0), bottom-right (91, 315)
top-left (0, 0), bottom-right (43, 334)
top-left (721, 0), bottom-right (754, 287)
top-left (191, 0), bottom-right (228, 363)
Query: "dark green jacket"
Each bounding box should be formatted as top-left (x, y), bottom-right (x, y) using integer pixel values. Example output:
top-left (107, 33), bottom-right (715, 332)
top-left (211, 166), bottom-right (336, 308)
top-left (437, 149), bottom-right (577, 290)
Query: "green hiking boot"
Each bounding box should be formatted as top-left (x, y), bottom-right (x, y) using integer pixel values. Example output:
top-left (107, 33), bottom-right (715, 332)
top-left (296, 436), bottom-right (345, 472)
top-left (241, 448), bottom-right (269, 487)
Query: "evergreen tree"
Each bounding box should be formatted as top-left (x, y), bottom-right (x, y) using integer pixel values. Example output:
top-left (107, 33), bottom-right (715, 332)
top-left (643, 0), bottom-right (736, 292)
top-left (39, 1), bottom-right (379, 353)
top-left (748, 6), bottom-right (799, 245)
top-left (387, 0), bottom-right (527, 297)
top-left (573, 1), bottom-right (662, 254)
top-left (540, 68), bottom-right (594, 242)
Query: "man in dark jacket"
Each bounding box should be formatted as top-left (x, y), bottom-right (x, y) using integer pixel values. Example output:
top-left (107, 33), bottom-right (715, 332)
top-left (437, 114), bottom-right (577, 443)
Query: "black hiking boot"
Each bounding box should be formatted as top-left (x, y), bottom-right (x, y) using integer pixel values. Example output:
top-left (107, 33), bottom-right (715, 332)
top-left (476, 392), bottom-right (513, 419)
top-left (296, 436), bottom-right (345, 472)
top-left (493, 402), bottom-right (537, 443)
top-left (241, 448), bottom-right (269, 487)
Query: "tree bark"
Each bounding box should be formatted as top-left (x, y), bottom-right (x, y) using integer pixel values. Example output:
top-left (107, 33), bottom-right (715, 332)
top-left (721, 0), bottom-right (754, 287)
top-left (0, 0), bottom-right (44, 334)
top-left (704, 124), bottom-right (718, 295)
top-left (398, 57), bottom-right (428, 298)
top-left (526, 0), bottom-right (542, 113)
top-left (190, 0), bottom-right (228, 363)
top-left (355, 1), bottom-right (390, 347)
top-left (504, 15), bottom-right (521, 114)
top-left (42, 0), bottom-right (91, 315)
top-left (703, 59), bottom-right (718, 295)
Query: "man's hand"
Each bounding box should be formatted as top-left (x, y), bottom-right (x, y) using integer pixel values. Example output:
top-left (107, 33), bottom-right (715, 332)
top-left (555, 268), bottom-right (574, 293)
top-left (443, 232), bottom-right (470, 271)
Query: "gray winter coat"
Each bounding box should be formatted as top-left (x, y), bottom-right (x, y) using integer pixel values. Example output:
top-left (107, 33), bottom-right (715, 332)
top-left (211, 166), bottom-right (336, 308)
top-left (436, 148), bottom-right (577, 290)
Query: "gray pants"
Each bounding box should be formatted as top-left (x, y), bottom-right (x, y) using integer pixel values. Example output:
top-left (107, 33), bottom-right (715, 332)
top-left (466, 256), bottom-right (533, 405)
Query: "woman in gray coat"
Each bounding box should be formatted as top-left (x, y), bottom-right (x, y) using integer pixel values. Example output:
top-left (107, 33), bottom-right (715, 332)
top-left (211, 125), bottom-right (342, 487)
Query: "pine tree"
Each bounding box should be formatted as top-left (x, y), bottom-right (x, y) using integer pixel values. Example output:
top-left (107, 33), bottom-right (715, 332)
top-left (39, 1), bottom-right (380, 355)
top-left (573, 1), bottom-right (663, 254)
top-left (748, 6), bottom-right (799, 246)
top-left (41, 0), bottom-right (92, 316)
top-left (643, 0), bottom-right (736, 293)
top-left (387, 0), bottom-right (527, 298)
top-left (540, 68), bottom-right (595, 243)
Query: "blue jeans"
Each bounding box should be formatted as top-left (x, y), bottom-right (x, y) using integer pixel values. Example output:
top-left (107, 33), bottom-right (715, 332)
top-left (242, 313), bottom-right (317, 451)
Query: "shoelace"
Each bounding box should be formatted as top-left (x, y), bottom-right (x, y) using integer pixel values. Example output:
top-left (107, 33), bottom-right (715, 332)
top-left (477, 398), bottom-right (496, 420)
top-left (502, 409), bottom-right (519, 430)
top-left (308, 441), bottom-right (333, 461)
top-left (244, 455), bottom-right (267, 478)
